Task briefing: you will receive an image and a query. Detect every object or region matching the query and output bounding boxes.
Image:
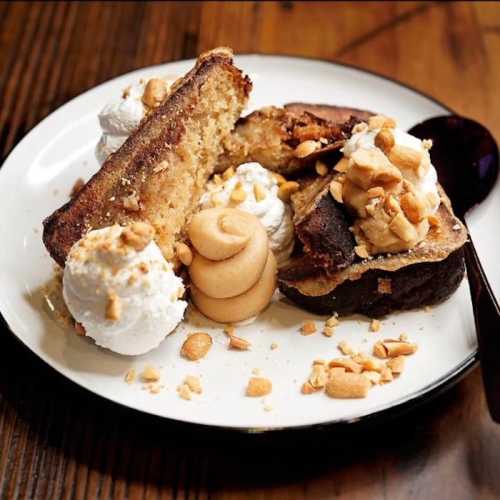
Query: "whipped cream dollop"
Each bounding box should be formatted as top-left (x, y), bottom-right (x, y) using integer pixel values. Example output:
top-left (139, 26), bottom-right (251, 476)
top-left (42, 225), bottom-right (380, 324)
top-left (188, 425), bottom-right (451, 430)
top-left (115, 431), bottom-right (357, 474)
top-left (336, 116), bottom-right (441, 255)
top-left (200, 162), bottom-right (294, 266)
top-left (63, 224), bottom-right (186, 355)
top-left (342, 122), bottom-right (440, 212)
top-left (96, 77), bottom-right (175, 164)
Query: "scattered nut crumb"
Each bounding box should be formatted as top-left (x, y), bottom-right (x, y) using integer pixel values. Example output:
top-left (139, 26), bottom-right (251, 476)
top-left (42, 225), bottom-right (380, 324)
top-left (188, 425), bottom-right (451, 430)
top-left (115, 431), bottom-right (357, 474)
top-left (338, 340), bottom-right (355, 356)
top-left (386, 356), bottom-right (405, 374)
top-left (355, 245), bottom-right (369, 259)
top-left (105, 290), bottom-right (121, 321)
top-left (270, 342), bottom-right (278, 350)
top-left (141, 365), bottom-right (160, 382)
top-left (222, 166), bottom-right (235, 181)
top-left (177, 383), bottom-right (192, 400)
top-left (363, 370), bottom-right (382, 385)
top-left (246, 377), bottom-right (272, 397)
top-left (124, 368), bottom-right (136, 384)
top-left (325, 372), bottom-right (371, 399)
top-left (294, 140), bottom-right (320, 158)
top-left (301, 321), bottom-right (317, 335)
top-left (399, 333), bottom-right (409, 341)
top-left (328, 358), bottom-right (363, 374)
top-left (224, 325), bottom-right (235, 337)
top-left (278, 181), bottom-right (300, 202)
top-left (323, 326), bottom-right (335, 337)
top-left (370, 319), bottom-right (381, 332)
top-left (301, 381), bottom-right (320, 395)
top-left (315, 160), bottom-right (329, 176)
top-left (229, 335), bottom-right (251, 351)
top-left (175, 242), bottom-right (193, 266)
top-left (253, 182), bottom-right (267, 202)
top-left (184, 375), bottom-right (202, 394)
top-left (181, 332), bottom-right (213, 361)
top-left (325, 315), bottom-right (339, 328)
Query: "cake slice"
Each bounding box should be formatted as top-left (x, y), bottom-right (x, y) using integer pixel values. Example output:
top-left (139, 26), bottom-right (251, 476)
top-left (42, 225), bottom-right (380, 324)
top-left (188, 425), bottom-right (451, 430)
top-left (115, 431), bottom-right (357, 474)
top-left (43, 48), bottom-right (252, 267)
top-left (217, 104), bottom-right (368, 175)
top-left (279, 179), bottom-right (467, 317)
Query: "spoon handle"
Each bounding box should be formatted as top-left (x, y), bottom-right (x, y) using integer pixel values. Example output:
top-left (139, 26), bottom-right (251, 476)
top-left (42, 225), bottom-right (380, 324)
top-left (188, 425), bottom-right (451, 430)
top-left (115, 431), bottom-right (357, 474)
top-left (464, 238), bottom-right (500, 422)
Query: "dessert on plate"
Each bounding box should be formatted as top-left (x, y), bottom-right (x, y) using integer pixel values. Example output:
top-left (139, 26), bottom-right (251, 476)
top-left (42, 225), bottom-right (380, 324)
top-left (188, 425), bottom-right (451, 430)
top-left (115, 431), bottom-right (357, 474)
top-left (42, 47), bottom-right (467, 361)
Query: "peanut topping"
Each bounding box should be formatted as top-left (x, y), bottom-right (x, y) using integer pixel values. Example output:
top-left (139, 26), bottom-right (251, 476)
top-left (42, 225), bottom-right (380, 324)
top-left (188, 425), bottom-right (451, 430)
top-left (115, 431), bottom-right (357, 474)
top-left (184, 375), bottom-right (202, 394)
top-left (141, 365), bottom-right (160, 382)
top-left (294, 140), bottom-right (320, 158)
top-left (246, 377), bottom-right (272, 397)
top-left (121, 222), bottom-right (155, 251)
top-left (329, 181), bottom-right (343, 203)
top-left (389, 145), bottom-right (422, 171)
top-left (181, 332), bottom-right (213, 361)
top-left (301, 321), bottom-right (317, 335)
top-left (338, 340), bottom-right (355, 356)
top-left (278, 181), bottom-right (300, 202)
top-left (105, 290), bottom-right (121, 321)
top-left (272, 172), bottom-right (287, 185)
top-left (325, 372), bottom-right (371, 399)
top-left (315, 160), bottom-right (329, 176)
top-left (354, 245), bottom-right (369, 259)
top-left (374, 128), bottom-right (395, 153)
top-left (222, 166), bottom-right (235, 181)
top-left (229, 335), bottom-right (251, 351)
top-left (142, 78), bottom-right (168, 108)
top-left (253, 182), bottom-right (267, 202)
top-left (177, 383), bottom-right (192, 400)
top-left (386, 356), bottom-right (405, 374)
top-left (373, 339), bottom-right (418, 358)
top-left (175, 242), bottom-right (193, 266)
top-left (124, 368), bottom-right (136, 384)
top-left (230, 183), bottom-right (247, 203)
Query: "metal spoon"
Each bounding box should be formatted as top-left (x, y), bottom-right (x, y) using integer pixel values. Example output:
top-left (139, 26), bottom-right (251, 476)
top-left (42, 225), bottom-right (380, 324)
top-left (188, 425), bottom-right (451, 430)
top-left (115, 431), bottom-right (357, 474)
top-left (409, 115), bottom-right (500, 422)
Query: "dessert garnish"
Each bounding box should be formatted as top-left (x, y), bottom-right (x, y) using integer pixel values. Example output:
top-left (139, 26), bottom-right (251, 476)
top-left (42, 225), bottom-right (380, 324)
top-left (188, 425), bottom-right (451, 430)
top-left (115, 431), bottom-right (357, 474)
top-left (62, 222), bottom-right (186, 355)
top-left (188, 208), bottom-right (277, 323)
top-left (200, 162), bottom-right (294, 266)
top-left (96, 77), bottom-right (175, 164)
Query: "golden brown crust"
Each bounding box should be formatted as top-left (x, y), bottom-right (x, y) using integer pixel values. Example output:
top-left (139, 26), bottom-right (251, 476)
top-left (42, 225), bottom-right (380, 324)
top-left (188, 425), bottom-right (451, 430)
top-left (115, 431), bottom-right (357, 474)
top-left (216, 106), bottom-right (352, 174)
top-left (43, 48), bottom-right (251, 267)
top-left (280, 186), bottom-right (467, 297)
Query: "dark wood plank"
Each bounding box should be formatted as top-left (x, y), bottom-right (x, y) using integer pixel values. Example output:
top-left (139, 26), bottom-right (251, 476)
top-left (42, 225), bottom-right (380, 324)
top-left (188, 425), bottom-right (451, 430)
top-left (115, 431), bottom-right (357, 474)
top-left (1, 2), bottom-right (499, 499)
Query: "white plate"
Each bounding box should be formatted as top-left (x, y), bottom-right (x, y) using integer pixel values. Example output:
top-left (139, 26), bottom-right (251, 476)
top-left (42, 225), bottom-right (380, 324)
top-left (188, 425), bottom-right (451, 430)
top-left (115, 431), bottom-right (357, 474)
top-left (0, 55), bottom-right (494, 431)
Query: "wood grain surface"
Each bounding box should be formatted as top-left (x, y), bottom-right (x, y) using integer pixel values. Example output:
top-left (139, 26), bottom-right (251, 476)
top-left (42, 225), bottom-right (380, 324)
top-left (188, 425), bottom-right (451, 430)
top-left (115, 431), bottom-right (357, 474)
top-left (1, 2), bottom-right (499, 499)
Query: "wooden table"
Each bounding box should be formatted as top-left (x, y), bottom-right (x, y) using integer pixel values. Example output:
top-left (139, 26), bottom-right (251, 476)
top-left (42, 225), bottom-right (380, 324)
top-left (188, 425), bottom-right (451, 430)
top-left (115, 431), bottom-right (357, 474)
top-left (1, 2), bottom-right (499, 498)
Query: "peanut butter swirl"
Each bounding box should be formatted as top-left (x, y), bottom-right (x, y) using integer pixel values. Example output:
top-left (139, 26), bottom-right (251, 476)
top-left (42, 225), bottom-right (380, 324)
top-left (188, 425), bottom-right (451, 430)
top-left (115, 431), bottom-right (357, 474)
top-left (188, 208), bottom-right (276, 322)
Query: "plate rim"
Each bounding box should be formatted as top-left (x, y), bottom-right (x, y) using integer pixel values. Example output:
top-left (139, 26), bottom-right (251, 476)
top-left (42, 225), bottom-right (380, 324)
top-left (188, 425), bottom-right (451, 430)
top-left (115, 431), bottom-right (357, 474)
top-left (0, 53), bottom-right (478, 432)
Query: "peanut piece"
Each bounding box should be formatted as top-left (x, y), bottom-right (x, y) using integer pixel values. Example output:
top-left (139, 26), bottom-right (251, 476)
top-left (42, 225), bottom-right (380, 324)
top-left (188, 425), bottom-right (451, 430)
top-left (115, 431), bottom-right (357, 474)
top-left (329, 181), bottom-right (343, 203)
top-left (181, 332), bottom-right (213, 361)
top-left (389, 145), bottom-right (422, 171)
top-left (315, 160), bottom-right (329, 176)
top-left (328, 358), bottom-right (363, 374)
top-left (325, 372), bottom-right (371, 398)
top-left (294, 140), bottom-right (320, 158)
top-left (184, 375), bottom-right (202, 394)
top-left (253, 182), bottom-right (267, 202)
top-left (105, 290), bottom-right (121, 321)
top-left (175, 242), bottom-right (193, 266)
top-left (246, 377), bottom-right (272, 397)
top-left (142, 78), bottom-right (168, 108)
top-left (229, 335), bottom-right (251, 351)
top-left (278, 181), bottom-right (300, 202)
top-left (141, 365), bottom-right (160, 382)
top-left (375, 128), bottom-right (395, 153)
top-left (386, 356), bottom-right (405, 374)
top-left (301, 321), bottom-right (316, 335)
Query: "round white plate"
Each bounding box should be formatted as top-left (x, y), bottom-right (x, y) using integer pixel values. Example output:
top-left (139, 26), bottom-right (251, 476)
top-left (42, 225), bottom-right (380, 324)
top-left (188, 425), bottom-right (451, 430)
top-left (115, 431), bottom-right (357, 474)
top-left (0, 55), bottom-right (494, 431)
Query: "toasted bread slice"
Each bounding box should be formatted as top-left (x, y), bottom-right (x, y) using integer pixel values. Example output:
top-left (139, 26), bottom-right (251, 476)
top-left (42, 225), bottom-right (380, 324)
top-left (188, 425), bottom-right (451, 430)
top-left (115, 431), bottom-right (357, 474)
top-left (279, 184), bottom-right (467, 317)
top-left (43, 48), bottom-right (251, 267)
top-left (216, 105), bottom-right (366, 175)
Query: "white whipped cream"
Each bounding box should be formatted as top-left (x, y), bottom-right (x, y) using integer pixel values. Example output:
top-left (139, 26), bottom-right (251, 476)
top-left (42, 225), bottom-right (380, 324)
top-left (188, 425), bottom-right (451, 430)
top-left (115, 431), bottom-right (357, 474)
top-left (342, 126), bottom-right (440, 212)
top-left (95, 78), bottom-right (174, 164)
top-left (200, 163), bottom-right (295, 266)
top-left (63, 226), bottom-right (187, 355)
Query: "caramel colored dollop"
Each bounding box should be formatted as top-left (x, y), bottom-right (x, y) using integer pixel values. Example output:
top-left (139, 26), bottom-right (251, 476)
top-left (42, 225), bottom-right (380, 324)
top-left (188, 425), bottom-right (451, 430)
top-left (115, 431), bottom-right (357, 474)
top-left (188, 208), bottom-right (276, 322)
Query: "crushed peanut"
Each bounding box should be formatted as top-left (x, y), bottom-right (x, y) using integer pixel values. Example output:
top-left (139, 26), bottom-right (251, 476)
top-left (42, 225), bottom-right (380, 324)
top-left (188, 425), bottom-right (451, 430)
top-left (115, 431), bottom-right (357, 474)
top-left (181, 332), bottom-right (213, 361)
top-left (294, 140), bottom-right (320, 158)
top-left (323, 326), bottom-right (335, 337)
top-left (326, 315), bottom-right (339, 328)
top-left (354, 245), bottom-right (369, 259)
top-left (124, 368), bottom-right (136, 384)
top-left (105, 290), bottom-right (121, 321)
top-left (329, 180), bottom-right (343, 203)
top-left (374, 128), bottom-right (395, 153)
top-left (177, 383), bottom-right (192, 400)
top-left (301, 381), bottom-right (320, 395)
top-left (246, 377), bottom-right (272, 397)
top-left (270, 342), bottom-right (278, 350)
top-left (278, 181), bottom-right (300, 202)
top-left (223, 325), bottom-right (235, 337)
top-left (230, 185), bottom-right (247, 203)
top-left (386, 356), bottom-right (405, 374)
top-left (363, 370), bottom-right (382, 385)
top-left (315, 160), bottom-right (329, 176)
top-left (309, 363), bottom-right (327, 389)
top-left (222, 166), bottom-right (235, 181)
top-left (253, 182), bottom-right (267, 202)
top-left (328, 358), bottom-right (363, 374)
top-left (142, 78), bottom-right (168, 108)
top-left (141, 365), bottom-right (160, 382)
top-left (370, 319), bottom-right (381, 332)
top-left (184, 375), bottom-right (202, 394)
top-left (229, 335), bottom-right (251, 351)
top-left (175, 242), bottom-right (193, 266)
top-left (301, 321), bottom-right (317, 335)
top-left (325, 372), bottom-right (371, 398)
top-left (121, 222), bottom-right (155, 251)
top-left (272, 172), bottom-right (287, 185)
top-left (338, 340), bottom-right (355, 356)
